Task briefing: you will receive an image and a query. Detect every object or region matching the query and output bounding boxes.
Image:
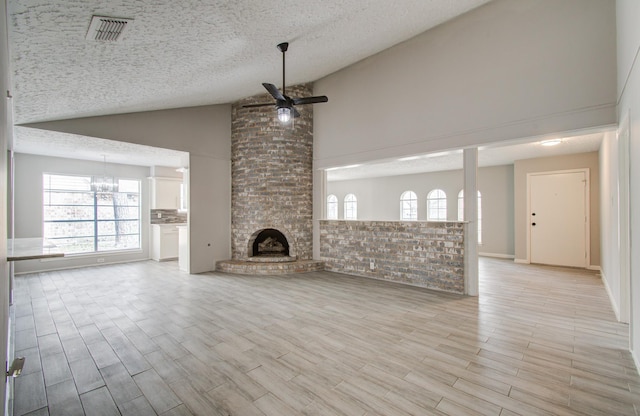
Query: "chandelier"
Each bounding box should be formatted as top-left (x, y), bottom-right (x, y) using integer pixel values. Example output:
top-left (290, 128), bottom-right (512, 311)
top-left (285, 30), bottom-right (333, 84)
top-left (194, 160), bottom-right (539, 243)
top-left (91, 155), bottom-right (119, 193)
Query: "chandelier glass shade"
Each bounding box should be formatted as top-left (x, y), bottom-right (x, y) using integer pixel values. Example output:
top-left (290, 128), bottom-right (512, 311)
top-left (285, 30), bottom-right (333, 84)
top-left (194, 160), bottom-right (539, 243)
top-left (91, 156), bottom-right (119, 193)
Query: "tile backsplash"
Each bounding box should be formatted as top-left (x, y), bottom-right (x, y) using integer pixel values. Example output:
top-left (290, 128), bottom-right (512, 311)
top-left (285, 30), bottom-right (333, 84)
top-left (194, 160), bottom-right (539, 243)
top-left (150, 209), bottom-right (187, 224)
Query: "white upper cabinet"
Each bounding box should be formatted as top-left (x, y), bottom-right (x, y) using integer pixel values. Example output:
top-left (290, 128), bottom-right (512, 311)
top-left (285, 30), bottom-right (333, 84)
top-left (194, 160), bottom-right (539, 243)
top-left (150, 177), bottom-right (182, 209)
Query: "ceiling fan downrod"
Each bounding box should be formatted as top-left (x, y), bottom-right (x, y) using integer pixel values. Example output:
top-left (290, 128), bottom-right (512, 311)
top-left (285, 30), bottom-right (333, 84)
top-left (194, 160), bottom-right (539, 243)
top-left (277, 42), bottom-right (288, 97)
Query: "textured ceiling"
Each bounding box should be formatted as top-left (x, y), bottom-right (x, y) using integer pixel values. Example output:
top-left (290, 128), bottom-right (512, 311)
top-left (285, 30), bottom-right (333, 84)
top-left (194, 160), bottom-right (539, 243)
top-left (7, 0), bottom-right (493, 125)
top-left (6, 0), bottom-right (604, 175)
top-left (13, 126), bottom-right (189, 167)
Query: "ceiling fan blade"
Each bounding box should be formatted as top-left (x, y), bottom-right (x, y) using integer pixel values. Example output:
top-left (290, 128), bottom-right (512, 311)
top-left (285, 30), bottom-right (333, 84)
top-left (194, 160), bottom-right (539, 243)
top-left (262, 83), bottom-right (286, 101)
top-left (242, 102), bottom-right (274, 108)
top-left (292, 95), bottom-right (328, 105)
top-left (292, 107), bottom-right (301, 118)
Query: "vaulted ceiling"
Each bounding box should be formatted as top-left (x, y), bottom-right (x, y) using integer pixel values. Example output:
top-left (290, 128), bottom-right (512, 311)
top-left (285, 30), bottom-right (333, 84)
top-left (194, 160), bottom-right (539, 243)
top-left (7, 0), bottom-right (492, 125)
top-left (6, 0), bottom-right (605, 175)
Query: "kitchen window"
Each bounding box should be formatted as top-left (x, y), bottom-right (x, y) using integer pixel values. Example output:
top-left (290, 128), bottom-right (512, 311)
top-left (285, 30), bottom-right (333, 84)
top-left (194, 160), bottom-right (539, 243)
top-left (43, 174), bottom-right (141, 254)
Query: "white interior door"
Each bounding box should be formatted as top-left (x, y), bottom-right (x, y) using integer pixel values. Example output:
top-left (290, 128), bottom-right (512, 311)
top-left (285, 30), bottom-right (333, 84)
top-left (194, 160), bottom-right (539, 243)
top-left (529, 170), bottom-right (588, 268)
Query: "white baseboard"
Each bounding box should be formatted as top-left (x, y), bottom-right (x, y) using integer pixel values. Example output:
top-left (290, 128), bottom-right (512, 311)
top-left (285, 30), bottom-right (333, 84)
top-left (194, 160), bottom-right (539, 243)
top-left (14, 258), bottom-right (150, 275)
top-left (600, 270), bottom-right (622, 322)
top-left (479, 252), bottom-right (515, 259)
top-left (514, 258), bottom-right (529, 264)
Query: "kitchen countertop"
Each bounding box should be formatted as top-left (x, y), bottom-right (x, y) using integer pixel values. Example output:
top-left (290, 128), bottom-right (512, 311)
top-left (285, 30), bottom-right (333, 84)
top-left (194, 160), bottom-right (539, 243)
top-left (7, 238), bottom-right (65, 261)
top-left (152, 223), bottom-right (186, 227)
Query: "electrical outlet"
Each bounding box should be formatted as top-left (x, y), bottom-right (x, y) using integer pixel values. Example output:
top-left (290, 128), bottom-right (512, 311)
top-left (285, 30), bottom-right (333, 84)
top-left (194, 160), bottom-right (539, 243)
top-left (369, 261), bottom-right (375, 270)
top-left (157, 212), bottom-right (162, 219)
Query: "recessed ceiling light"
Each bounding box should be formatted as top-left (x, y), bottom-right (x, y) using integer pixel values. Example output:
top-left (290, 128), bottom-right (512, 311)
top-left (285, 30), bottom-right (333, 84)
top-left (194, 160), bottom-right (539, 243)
top-left (540, 139), bottom-right (562, 146)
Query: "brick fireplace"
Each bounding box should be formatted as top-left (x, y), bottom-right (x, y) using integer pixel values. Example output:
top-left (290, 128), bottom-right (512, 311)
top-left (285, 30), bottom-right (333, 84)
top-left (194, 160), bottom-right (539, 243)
top-left (216, 83), bottom-right (324, 274)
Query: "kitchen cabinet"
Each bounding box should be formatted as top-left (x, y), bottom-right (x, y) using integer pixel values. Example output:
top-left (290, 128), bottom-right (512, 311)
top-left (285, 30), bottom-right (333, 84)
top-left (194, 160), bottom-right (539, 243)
top-left (177, 225), bottom-right (189, 272)
top-left (150, 177), bottom-right (182, 209)
top-left (151, 224), bottom-right (182, 261)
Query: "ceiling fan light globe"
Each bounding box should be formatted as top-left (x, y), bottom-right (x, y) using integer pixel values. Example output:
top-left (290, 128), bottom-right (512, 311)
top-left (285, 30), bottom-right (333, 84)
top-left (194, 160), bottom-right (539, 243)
top-left (277, 107), bottom-right (291, 123)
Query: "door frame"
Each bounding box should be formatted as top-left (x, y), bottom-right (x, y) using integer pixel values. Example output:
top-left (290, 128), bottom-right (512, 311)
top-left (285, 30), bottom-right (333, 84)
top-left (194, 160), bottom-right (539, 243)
top-left (618, 111), bottom-right (631, 323)
top-left (526, 168), bottom-right (590, 267)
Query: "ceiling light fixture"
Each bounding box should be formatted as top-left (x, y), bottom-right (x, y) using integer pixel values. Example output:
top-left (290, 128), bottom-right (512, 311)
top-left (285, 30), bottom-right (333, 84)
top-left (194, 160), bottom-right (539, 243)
top-left (91, 155), bottom-right (119, 194)
top-left (540, 139), bottom-right (562, 147)
top-left (243, 43), bottom-right (328, 123)
top-left (277, 107), bottom-right (292, 123)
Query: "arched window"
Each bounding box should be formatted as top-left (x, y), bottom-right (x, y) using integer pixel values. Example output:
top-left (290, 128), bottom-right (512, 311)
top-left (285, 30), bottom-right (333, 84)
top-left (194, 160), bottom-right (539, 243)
top-left (344, 194), bottom-right (358, 220)
top-left (326, 194), bottom-right (338, 219)
top-left (458, 190), bottom-right (482, 244)
top-left (400, 191), bottom-right (418, 220)
top-left (427, 189), bottom-right (447, 221)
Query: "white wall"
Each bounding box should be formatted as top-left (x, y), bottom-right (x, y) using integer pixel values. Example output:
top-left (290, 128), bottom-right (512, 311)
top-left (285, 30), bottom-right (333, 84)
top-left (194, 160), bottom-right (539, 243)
top-left (189, 154), bottom-right (231, 273)
top-left (26, 105), bottom-right (230, 159)
top-left (23, 104), bottom-right (232, 273)
top-left (326, 164), bottom-right (514, 258)
top-left (313, 0), bottom-right (616, 169)
top-left (12, 153), bottom-right (151, 273)
top-left (600, 131), bottom-right (623, 321)
top-left (617, 0), bottom-right (640, 369)
top-left (1, 0), bottom-right (10, 410)
top-left (479, 165), bottom-right (515, 257)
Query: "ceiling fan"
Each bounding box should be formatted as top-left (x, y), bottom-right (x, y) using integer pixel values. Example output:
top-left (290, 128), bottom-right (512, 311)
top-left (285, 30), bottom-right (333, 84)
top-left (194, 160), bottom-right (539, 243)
top-left (243, 42), bottom-right (328, 123)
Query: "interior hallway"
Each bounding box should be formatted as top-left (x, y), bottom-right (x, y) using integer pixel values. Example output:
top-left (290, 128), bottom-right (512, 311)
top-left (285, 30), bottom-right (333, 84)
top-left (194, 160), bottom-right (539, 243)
top-left (11, 258), bottom-right (640, 416)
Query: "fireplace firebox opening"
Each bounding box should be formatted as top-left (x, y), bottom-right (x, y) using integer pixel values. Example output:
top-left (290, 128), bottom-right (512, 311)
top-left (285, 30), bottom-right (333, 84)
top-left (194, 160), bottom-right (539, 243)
top-left (251, 228), bottom-right (290, 258)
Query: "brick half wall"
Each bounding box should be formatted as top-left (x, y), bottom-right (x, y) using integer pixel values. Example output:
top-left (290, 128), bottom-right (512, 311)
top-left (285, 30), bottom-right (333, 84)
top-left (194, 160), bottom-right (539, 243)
top-left (319, 220), bottom-right (465, 293)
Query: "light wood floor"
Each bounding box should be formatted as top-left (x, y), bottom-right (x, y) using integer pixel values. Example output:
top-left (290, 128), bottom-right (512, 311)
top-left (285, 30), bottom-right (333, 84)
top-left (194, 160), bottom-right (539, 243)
top-left (12, 258), bottom-right (640, 416)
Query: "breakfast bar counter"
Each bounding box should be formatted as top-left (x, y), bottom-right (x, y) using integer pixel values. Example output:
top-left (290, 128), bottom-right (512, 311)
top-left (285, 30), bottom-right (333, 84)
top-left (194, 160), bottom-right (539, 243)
top-left (7, 238), bottom-right (64, 261)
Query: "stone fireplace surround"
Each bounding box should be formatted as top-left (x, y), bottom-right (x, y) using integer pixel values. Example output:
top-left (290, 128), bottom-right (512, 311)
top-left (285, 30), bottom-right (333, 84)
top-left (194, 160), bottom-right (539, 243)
top-left (216, 83), bottom-right (324, 275)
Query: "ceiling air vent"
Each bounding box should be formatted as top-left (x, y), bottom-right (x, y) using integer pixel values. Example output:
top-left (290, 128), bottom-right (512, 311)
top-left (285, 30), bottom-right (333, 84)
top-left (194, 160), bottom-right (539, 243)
top-left (86, 15), bottom-right (133, 42)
